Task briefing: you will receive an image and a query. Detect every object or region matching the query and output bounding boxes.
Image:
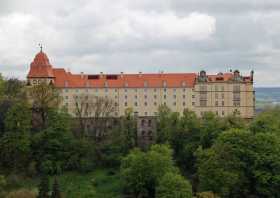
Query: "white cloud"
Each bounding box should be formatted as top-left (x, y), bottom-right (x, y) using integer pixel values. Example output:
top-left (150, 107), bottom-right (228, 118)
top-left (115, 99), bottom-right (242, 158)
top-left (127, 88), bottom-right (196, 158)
top-left (95, 11), bottom-right (216, 40)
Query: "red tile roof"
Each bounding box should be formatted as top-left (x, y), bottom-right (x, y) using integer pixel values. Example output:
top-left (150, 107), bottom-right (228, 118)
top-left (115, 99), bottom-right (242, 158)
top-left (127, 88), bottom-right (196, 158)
top-left (52, 69), bottom-right (197, 88)
top-left (27, 51), bottom-right (252, 88)
top-left (27, 51), bottom-right (54, 78)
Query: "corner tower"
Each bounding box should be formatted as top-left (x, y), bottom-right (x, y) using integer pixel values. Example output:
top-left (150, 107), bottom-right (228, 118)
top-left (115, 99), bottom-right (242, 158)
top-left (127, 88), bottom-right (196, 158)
top-left (27, 48), bottom-right (55, 86)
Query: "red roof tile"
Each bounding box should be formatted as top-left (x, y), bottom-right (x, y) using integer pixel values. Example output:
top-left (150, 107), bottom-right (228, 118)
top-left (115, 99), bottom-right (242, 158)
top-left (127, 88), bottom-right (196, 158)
top-left (27, 51), bottom-right (252, 88)
top-left (27, 51), bottom-right (54, 78)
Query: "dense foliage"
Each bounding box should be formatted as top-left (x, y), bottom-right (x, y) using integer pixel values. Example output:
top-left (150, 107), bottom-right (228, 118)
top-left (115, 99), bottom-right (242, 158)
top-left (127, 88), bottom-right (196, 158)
top-left (0, 76), bottom-right (279, 197)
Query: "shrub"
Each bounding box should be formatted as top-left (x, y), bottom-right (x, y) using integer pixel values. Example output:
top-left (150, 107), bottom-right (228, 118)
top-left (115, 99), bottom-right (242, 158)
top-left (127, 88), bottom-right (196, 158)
top-left (6, 189), bottom-right (36, 198)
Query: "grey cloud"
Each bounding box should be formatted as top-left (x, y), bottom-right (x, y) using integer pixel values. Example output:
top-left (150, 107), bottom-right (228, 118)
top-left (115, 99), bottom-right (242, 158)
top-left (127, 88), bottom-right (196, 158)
top-left (0, 0), bottom-right (279, 86)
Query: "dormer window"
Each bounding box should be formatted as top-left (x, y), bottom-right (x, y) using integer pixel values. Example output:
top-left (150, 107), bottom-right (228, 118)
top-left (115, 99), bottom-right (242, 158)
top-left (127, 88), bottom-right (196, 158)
top-left (182, 81), bottom-right (186, 87)
top-left (104, 81), bottom-right (108, 87)
top-left (64, 80), bottom-right (68, 87)
top-left (144, 81), bottom-right (148, 87)
top-left (163, 81), bottom-right (167, 87)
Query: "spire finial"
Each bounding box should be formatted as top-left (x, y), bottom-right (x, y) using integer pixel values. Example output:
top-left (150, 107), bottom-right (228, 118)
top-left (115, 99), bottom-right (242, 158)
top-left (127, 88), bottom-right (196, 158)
top-left (38, 43), bottom-right (43, 52)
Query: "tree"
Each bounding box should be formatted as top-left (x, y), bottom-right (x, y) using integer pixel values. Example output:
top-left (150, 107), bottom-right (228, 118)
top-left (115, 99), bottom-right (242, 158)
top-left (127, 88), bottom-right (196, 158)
top-left (73, 94), bottom-right (117, 138)
top-left (196, 129), bottom-right (280, 197)
top-left (0, 74), bottom-right (4, 100)
top-left (31, 110), bottom-right (74, 175)
top-left (250, 107), bottom-right (280, 134)
top-left (28, 82), bottom-right (61, 130)
top-left (121, 144), bottom-right (178, 198)
top-left (156, 172), bottom-right (192, 198)
top-left (2, 78), bottom-right (26, 101)
top-left (156, 105), bottom-right (173, 144)
top-left (51, 177), bottom-right (61, 198)
top-left (119, 108), bottom-right (137, 152)
top-left (170, 109), bottom-right (201, 174)
top-left (0, 102), bottom-right (32, 170)
top-left (38, 175), bottom-right (50, 198)
top-left (0, 175), bottom-right (6, 196)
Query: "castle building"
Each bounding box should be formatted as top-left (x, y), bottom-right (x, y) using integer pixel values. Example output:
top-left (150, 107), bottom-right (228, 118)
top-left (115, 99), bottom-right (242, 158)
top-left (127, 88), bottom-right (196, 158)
top-left (27, 50), bottom-right (255, 119)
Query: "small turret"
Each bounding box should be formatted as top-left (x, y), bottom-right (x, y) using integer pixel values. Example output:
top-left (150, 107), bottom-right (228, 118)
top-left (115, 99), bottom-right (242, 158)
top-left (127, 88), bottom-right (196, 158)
top-left (27, 46), bottom-right (55, 85)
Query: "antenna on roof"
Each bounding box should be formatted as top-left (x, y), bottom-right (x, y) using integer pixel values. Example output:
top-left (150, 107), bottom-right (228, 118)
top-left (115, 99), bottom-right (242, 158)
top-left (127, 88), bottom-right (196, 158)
top-left (38, 43), bottom-right (43, 52)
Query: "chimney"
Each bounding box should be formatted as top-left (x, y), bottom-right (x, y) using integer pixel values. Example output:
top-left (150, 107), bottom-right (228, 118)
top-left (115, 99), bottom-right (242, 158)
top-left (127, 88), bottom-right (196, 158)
top-left (100, 72), bottom-right (103, 78)
top-left (138, 71), bottom-right (142, 77)
top-left (81, 72), bottom-right (84, 79)
top-left (120, 72), bottom-right (124, 78)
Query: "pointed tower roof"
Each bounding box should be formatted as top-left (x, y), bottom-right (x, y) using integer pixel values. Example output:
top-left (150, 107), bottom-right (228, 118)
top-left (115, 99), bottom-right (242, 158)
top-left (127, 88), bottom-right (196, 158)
top-left (27, 50), bottom-right (54, 78)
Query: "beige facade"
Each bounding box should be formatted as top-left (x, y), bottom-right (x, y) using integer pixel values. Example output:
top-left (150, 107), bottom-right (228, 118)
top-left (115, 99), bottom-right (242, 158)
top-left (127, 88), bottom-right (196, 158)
top-left (57, 81), bottom-right (254, 119)
top-left (27, 51), bottom-right (255, 119)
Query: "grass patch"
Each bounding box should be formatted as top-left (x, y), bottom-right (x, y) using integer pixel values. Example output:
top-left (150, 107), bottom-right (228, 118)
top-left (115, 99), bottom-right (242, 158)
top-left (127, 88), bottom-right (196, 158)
top-left (5, 168), bottom-right (122, 198)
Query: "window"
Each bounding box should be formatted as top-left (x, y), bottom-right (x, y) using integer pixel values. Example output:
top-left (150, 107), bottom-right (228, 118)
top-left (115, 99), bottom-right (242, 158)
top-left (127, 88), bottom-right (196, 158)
top-left (216, 111), bottom-right (218, 115)
top-left (144, 95), bottom-right (147, 99)
top-left (154, 102), bottom-right (157, 106)
top-left (222, 101), bottom-right (225, 106)
top-left (144, 102), bottom-right (148, 106)
top-left (148, 120), bottom-right (152, 127)
top-left (154, 95), bottom-right (157, 99)
top-left (115, 89), bottom-right (118, 92)
top-left (215, 93), bottom-right (218, 99)
top-left (135, 95), bottom-right (138, 99)
top-left (164, 88), bottom-right (167, 92)
top-left (115, 102), bottom-right (118, 106)
top-left (144, 88), bottom-right (147, 92)
top-left (221, 93), bottom-right (224, 99)
top-left (200, 100), bottom-right (207, 107)
top-left (105, 88), bottom-right (108, 92)
top-left (141, 119), bottom-right (146, 126)
top-left (164, 95), bottom-right (167, 99)
top-left (192, 102), bottom-right (195, 106)
top-left (183, 95), bottom-right (186, 99)
top-left (215, 85), bottom-right (218, 91)
top-left (173, 88), bottom-right (176, 92)
top-left (125, 89), bottom-right (127, 92)
top-left (173, 95), bottom-right (176, 99)
top-left (234, 100), bottom-right (240, 107)
top-left (183, 102), bottom-right (186, 106)
top-left (135, 89), bottom-right (137, 92)
top-left (173, 102), bottom-right (176, 106)
top-left (222, 111), bottom-right (225, 116)
top-left (124, 102), bottom-right (127, 106)
top-left (233, 85), bottom-right (240, 92)
top-left (145, 112), bottom-right (148, 116)
top-left (125, 95), bottom-right (127, 99)
top-left (142, 130), bottom-right (145, 136)
top-left (192, 95), bottom-right (195, 98)
top-left (163, 102), bottom-right (166, 105)
top-left (221, 86), bottom-right (224, 91)
top-left (64, 89), bottom-right (68, 93)
top-left (134, 102), bottom-right (138, 106)
top-left (65, 96), bottom-right (68, 99)
top-left (199, 85), bottom-right (207, 92)
top-left (154, 88), bottom-right (157, 92)
top-left (215, 101), bottom-right (218, 106)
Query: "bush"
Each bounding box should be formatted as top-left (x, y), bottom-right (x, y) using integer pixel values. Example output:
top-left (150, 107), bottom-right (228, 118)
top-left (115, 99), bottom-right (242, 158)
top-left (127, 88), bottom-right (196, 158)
top-left (6, 189), bottom-right (36, 198)
top-left (79, 158), bottom-right (94, 173)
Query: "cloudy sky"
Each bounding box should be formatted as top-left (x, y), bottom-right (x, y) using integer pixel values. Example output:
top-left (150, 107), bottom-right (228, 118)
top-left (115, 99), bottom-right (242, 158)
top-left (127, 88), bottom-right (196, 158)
top-left (0, 0), bottom-right (280, 86)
